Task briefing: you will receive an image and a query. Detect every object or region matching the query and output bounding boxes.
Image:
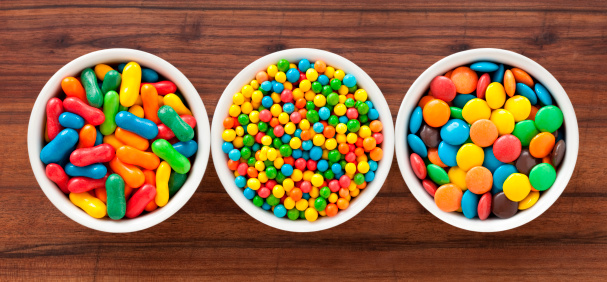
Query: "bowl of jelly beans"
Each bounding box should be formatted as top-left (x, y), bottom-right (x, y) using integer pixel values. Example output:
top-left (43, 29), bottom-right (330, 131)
top-left (212, 48), bottom-right (394, 232)
top-left (28, 49), bottom-right (211, 233)
top-left (395, 48), bottom-right (579, 232)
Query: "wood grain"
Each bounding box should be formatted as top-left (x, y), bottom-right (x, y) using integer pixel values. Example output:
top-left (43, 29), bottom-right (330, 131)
top-left (1, 0), bottom-right (607, 280)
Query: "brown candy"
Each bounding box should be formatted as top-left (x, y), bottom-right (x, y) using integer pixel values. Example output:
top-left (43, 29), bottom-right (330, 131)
top-left (419, 124), bottom-right (441, 148)
top-left (552, 140), bottom-right (566, 168)
top-left (492, 192), bottom-right (518, 219)
top-left (515, 149), bottom-right (541, 175)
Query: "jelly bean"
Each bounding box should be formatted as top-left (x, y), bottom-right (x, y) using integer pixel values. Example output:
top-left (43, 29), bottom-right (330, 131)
top-left (101, 70), bottom-right (122, 94)
top-left (106, 174), bottom-right (126, 220)
top-left (70, 144), bottom-right (115, 167)
top-left (151, 139), bottom-right (191, 174)
top-left (103, 134), bottom-right (125, 151)
top-left (410, 153), bottom-right (426, 179)
top-left (168, 171), bottom-right (187, 197)
top-left (77, 124), bottom-right (97, 149)
top-left (70, 192), bottom-right (106, 218)
top-left (46, 163), bottom-right (69, 193)
top-left (156, 115), bottom-right (197, 140)
top-left (419, 124), bottom-right (441, 148)
top-left (476, 73), bottom-right (490, 99)
top-left (492, 63), bottom-right (505, 84)
top-left (552, 140), bottom-right (566, 167)
top-left (427, 164), bottom-right (449, 185)
top-left (46, 98), bottom-right (64, 140)
top-left (515, 83), bottom-right (537, 105)
top-left (518, 190), bottom-right (539, 210)
top-left (115, 111), bottom-right (159, 139)
top-left (119, 62), bottom-right (142, 107)
top-left (534, 83), bottom-right (553, 106)
top-left (456, 143), bottom-right (484, 171)
top-left (490, 109), bottom-right (515, 135)
top-left (407, 134), bottom-right (427, 158)
top-left (158, 105), bottom-right (194, 142)
top-left (434, 184), bottom-right (462, 212)
top-left (94, 64), bottom-right (113, 80)
top-left (422, 179), bottom-right (438, 197)
top-left (465, 166), bottom-right (492, 194)
top-left (428, 147), bottom-right (447, 168)
top-left (462, 98), bottom-right (491, 124)
top-left (534, 105), bottom-right (563, 133)
top-left (141, 84), bottom-right (160, 124)
top-left (503, 69), bottom-right (516, 97)
top-left (59, 112), bottom-right (84, 129)
top-left (469, 119), bottom-right (498, 147)
top-left (163, 94), bottom-right (192, 116)
top-left (491, 164), bottom-right (517, 194)
top-left (67, 176), bottom-right (107, 193)
top-left (63, 97), bottom-right (105, 126)
top-left (470, 61), bottom-right (498, 72)
top-left (422, 99), bottom-right (450, 127)
top-left (529, 132), bottom-right (555, 158)
top-left (477, 192), bottom-right (492, 220)
top-left (141, 68), bottom-right (159, 83)
top-left (512, 120), bottom-right (539, 146)
top-left (155, 161), bottom-right (171, 207)
top-left (125, 184), bottom-right (156, 218)
top-left (40, 128), bottom-right (79, 164)
top-left (461, 190), bottom-right (480, 219)
top-left (116, 145), bottom-right (160, 170)
top-left (109, 156), bottom-right (145, 188)
top-left (440, 119), bottom-right (469, 146)
top-left (452, 94), bottom-right (475, 109)
top-left (142, 81), bottom-right (177, 95)
top-left (511, 68), bottom-right (534, 87)
top-left (437, 141), bottom-right (459, 167)
top-left (61, 77), bottom-right (87, 103)
top-left (65, 162), bottom-right (107, 179)
top-left (503, 173), bottom-right (531, 202)
top-left (115, 127), bottom-right (149, 151)
top-left (485, 82), bottom-right (506, 109)
top-left (173, 140), bottom-right (198, 158)
top-left (492, 192), bottom-right (517, 219)
top-left (430, 76), bottom-right (456, 102)
top-left (97, 91), bottom-right (119, 135)
top-left (448, 166), bottom-right (467, 191)
top-left (409, 106), bottom-right (423, 134)
top-left (492, 134), bottom-right (521, 163)
top-left (450, 66), bottom-right (478, 94)
top-left (515, 149), bottom-right (540, 175)
top-left (81, 68), bottom-right (103, 107)
top-left (529, 163), bottom-right (556, 191)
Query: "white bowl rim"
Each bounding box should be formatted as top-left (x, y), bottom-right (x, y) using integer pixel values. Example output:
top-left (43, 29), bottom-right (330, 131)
top-left (394, 48), bottom-right (579, 232)
top-left (27, 48), bottom-right (211, 233)
top-left (211, 48), bottom-right (395, 232)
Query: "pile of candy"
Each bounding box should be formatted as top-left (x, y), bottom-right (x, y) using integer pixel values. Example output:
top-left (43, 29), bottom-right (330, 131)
top-left (222, 59), bottom-right (383, 221)
top-left (408, 62), bottom-right (566, 219)
top-left (42, 62), bottom-right (197, 220)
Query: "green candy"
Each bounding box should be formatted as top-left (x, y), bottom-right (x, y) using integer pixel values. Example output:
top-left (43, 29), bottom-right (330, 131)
top-left (326, 93), bottom-right (339, 106)
top-left (240, 147), bottom-right (251, 159)
top-left (237, 114), bottom-right (249, 126)
top-left (327, 115), bottom-right (339, 126)
top-left (306, 110), bottom-right (319, 123)
top-left (266, 166), bottom-right (277, 179)
top-left (277, 59), bottom-right (290, 72)
top-left (101, 70), bottom-right (122, 94)
top-left (247, 157), bottom-right (256, 166)
top-left (353, 173), bottom-right (365, 185)
top-left (314, 197), bottom-right (327, 211)
top-left (348, 85), bottom-right (358, 92)
top-left (450, 107), bottom-right (464, 120)
top-left (330, 78), bottom-right (342, 90)
top-left (105, 174), bottom-right (126, 220)
top-left (529, 163), bottom-right (556, 191)
top-left (258, 121), bottom-right (268, 132)
top-left (151, 139), bottom-right (191, 174)
top-left (299, 210), bottom-right (306, 219)
top-left (347, 119), bottom-right (360, 132)
top-left (323, 170), bottom-right (334, 180)
top-left (158, 105), bottom-right (194, 142)
top-left (287, 209), bottom-right (300, 220)
top-left (168, 171), bottom-right (187, 197)
top-left (427, 164), bottom-right (449, 185)
top-left (118, 104), bottom-right (128, 112)
top-left (357, 103), bottom-right (369, 115)
top-left (100, 91), bottom-right (119, 135)
top-left (279, 144), bottom-right (292, 157)
top-left (328, 150), bottom-right (341, 162)
top-left (81, 68), bottom-right (103, 108)
top-left (319, 186), bottom-right (331, 198)
top-left (305, 101), bottom-right (315, 110)
top-left (311, 81), bottom-right (322, 93)
top-left (275, 172), bottom-right (286, 183)
top-left (243, 135), bottom-right (255, 147)
top-left (321, 85), bottom-right (333, 95)
top-left (534, 105), bottom-right (563, 133)
top-left (266, 195), bottom-right (279, 206)
top-left (344, 98), bottom-right (356, 108)
top-left (512, 120), bottom-right (539, 146)
top-left (252, 195), bottom-right (264, 207)
top-left (359, 114), bottom-right (369, 124)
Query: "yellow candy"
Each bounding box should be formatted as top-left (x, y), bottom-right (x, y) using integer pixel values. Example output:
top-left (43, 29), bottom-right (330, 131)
top-left (247, 178), bottom-right (261, 190)
top-left (351, 188), bottom-right (360, 197)
top-left (278, 112), bottom-right (289, 124)
top-left (258, 172), bottom-right (268, 183)
top-left (233, 93), bottom-right (245, 105)
top-left (155, 161), bottom-right (170, 207)
top-left (272, 185), bottom-right (285, 198)
top-left (235, 126), bottom-right (244, 136)
top-left (311, 174), bottom-right (324, 187)
top-left (448, 166), bottom-right (468, 190)
top-left (334, 70), bottom-right (345, 80)
top-left (293, 88), bottom-right (304, 100)
top-left (242, 85), bottom-right (254, 98)
top-left (303, 170), bottom-right (314, 181)
top-left (338, 85), bottom-right (349, 95)
top-left (345, 163), bottom-right (356, 174)
top-left (312, 134), bottom-right (325, 146)
top-left (241, 102), bottom-right (253, 114)
top-left (358, 126), bottom-right (372, 138)
top-left (325, 66), bottom-right (335, 78)
top-left (358, 161), bottom-right (370, 174)
top-left (247, 124), bottom-right (258, 135)
top-left (273, 157), bottom-right (284, 169)
top-left (249, 111), bottom-right (260, 123)
top-left (69, 192), bottom-right (106, 218)
top-left (299, 119), bottom-right (310, 130)
top-left (503, 173), bottom-right (531, 202)
top-left (305, 207), bottom-right (318, 222)
top-left (291, 169), bottom-right (303, 181)
top-left (334, 104), bottom-right (347, 116)
top-left (255, 160), bottom-right (265, 171)
top-left (328, 193), bottom-right (338, 203)
top-left (306, 69), bottom-right (319, 81)
top-left (267, 65), bottom-right (278, 77)
top-left (338, 95), bottom-right (347, 104)
top-left (336, 133), bottom-right (346, 144)
top-left (222, 129), bottom-right (236, 142)
top-left (119, 62), bottom-right (142, 107)
top-left (251, 90), bottom-right (263, 103)
top-left (270, 104), bottom-right (282, 116)
top-left (299, 80), bottom-right (311, 92)
top-left (304, 90), bottom-right (315, 101)
top-left (283, 82), bottom-right (292, 91)
top-left (284, 197), bottom-right (295, 209)
top-left (271, 93), bottom-right (281, 103)
top-left (354, 89), bottom-right (368, 102)
top-left (261, 135), bottom-right (272, 145)
top-left (284, 122), bottom-right (296, 135)
top-left (267, 148), bottom-right (278, 161)
top-left (309, 187), bottom-right (320, 198)
top-left (228, 105), bottom-right (241, 117)
top-left (275, 72), bottom-right (286, 83)
top-left (289, 63), bottom-right (297, 69)
top-left (290, 137), bottom-right (302, 149)
top-left (518, 191), bottom-right (540, 210)
top-left (490, 109), bottom-right (515, 135)
top-left (335, 123), bottom-right (347, 134)
top-left (128, 105), bottom-right (144, 118)
top-left (462, 98), bottom-right (491, 124)
top-left (346, 133), bottom-right (358, 144)
top-left (504, 95), bottom-right (531, 122)
top-left (314, 94), bottom-right (326, 107)
top-left (296, 199), bottom-right (309, 211)
top-left (250, 79), bottom-right (259, 90)
top-left (94, 64), bottom-right (114, 81)
top-left (233, 137), bottom-right (244, 148)
top-left (485, 82), bottom-right (506, 109)
top-left (456, 143), bottom-right (484, 171)
top-left (283, 179), bottom-right (294, 192)
top-left (325, 138), bottom-right (337, 150)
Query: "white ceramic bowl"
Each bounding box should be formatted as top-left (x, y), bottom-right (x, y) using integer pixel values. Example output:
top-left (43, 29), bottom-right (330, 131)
top-left (395, 48), bottom-right (579, 232)
top-left (212, 48), bottom-right (394, 232)
top-left (28, 48), bottom-right (211, 233)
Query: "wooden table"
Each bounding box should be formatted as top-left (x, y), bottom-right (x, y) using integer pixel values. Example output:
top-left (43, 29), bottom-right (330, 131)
top-left (2, 1), bottom-right (606, 280)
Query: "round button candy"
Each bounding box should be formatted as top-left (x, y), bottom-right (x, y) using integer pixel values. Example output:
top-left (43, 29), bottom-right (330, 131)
top-left (440, 119), bottom-right (470, 146)
top-left (462, 98), bottom-right (491, 124)
top-left (504, 69), bottom-right (516, 97)
top-left (552, 139), bottom-right (566, 167)
top-left (476, 73), bottom-right (491, 99)
top-left (419, 124), bottom-right (441, 148)
top-left (534, 83), bottom-right (553, 105)
top-left (482, 147), bottom-right (504, 173)
top-left (423, 99), bottom-right (450, 127)
top-left (534, 105), bottom-right (563, 133)
top-left (465, 166), bottom-right (493, 195)
top-left (428, 148), bottom-right (447, 167)
top-left (503, 173), bottom-right (531, 202)
top-left (492, 63), bottom-right (505, 84)
top-left (456, 143), bottom-right (484, 171)
top-left (529, 163), bottom-right (556, 191)
top-left (448, 166), bottom-right (468, 191)
top-left (512, 120), bottom-right (539, 146)
top-left (452, 94), bottom-right (475, 109)
top-left (491, 164), bottom-right (517, 194)
top-left (515, 83), bottom-right (538, 105)
top-left (410, 153), bottom-right (426, 179)
top-left (492, 134), bottom-right (521, 163)
top-left (422, 179), bottom-right (438, 197)
top-left (450, 67), bottom-right (478, 94)
top-left (504, 95), bottom-right (531, 122)
top-left (430, 76), bottom-right (456, 102)
top-left (492, 192), bottom-right (518, 219)
top-left (427, 164), bottom-right (450, 186)
top-left (469, 119), bottom-right (498, 147)
top-left (485, 82), bottom-right (506, 109)
top-left (490, 109), bottom-right (515, 135)
top-left (470, 62), bottom-right (499, 72)
top-left (407, 134), bottom-right (428, 158)
top-left (529, 132), bottom-right (555, 158)
top-left (515, 149), bottom-right (541, 175)
top-left (461, 190), bottom-right (480, 219)
top-left (511, 68), bottom-right (534, 87)
top-left (434, 184), bottom-right (463, 212)
top-left (518, 191), bottom-right (540, 210)
top-left (437, 141), bottom-right (459, 167)
top-left (477, 192), bottom-right (492, 220)
top-left (409, 106), bottom-right (423, 134)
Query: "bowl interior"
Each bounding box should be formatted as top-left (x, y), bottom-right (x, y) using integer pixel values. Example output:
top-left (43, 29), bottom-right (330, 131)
top-left (395, 48), bottom-right (579, 232)
top-left (212, 48), bottom-right (394, 232)
top-left (28, 48), bottom-right (210, 233)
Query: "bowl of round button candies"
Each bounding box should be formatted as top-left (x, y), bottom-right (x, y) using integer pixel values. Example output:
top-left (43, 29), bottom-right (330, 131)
top-left (212, 48), bottom-right (394, 232)
top-left (395, 48), bottom-right (579, 232)
top-left (28, 48), bottom-right (211, 233)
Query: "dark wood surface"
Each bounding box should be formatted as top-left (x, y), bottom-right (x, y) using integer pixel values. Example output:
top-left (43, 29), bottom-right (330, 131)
top-left (2, 1), bottom-right (606, 280)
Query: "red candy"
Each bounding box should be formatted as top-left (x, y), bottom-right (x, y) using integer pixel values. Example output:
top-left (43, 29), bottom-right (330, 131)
top-left (156, 115), bottom-right (197, 140)
top-left (476, 73), bottom-right (490, 99)
top-left (478, 192), bottom-right (492, 220)
top-left (280, 89), bottom-right (293, 103)
top-left (141, 81), bottom-right (177, 96)
top-left (259, 110), bottom-right (272, 122)
top-left (258, 187), bottom-right (270, 198)
top-left (410, 153), bottom-right (426, 179)
top-left (493, 134), bottom-right (522, 163)
top-left (46, 98), bottom-right (64, 140)
top-left (45, 164), bottom-right (69, 193)
top-left (63, 97), bottom-right (105, 126)
top-left (125, 184), bottom-right (156, 218)
top-left (70, 144), bottom-right (115, 167)
top-left (328, 180), bottom-right (340, 192)
top-left (430, 76), bottom-right (456, 102)
top-left (422, 179), bottom-right (438, 197)
top-left (67, 176), bottom-right (108, 193)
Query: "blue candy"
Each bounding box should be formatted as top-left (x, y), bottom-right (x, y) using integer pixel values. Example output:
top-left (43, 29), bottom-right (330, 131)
top-left (281, 134), bottom-right (291, 143)
top-left (492, 63), bottom-right (505, 84)
top-left (40, 128), bottom-right (79, 165)
top-left (365, 171), bottom-right (375, 182)
top-left (64, 162), bottom-right (107, 179)
top-left (173, 140), bottom-right (198, 158)
top-left (222, 142), bottom-right (234, 154)
top-left (318, 75), bottom-right (329, 86)
top-left (58, 112), bottom-right (84, 129)
top-left (260, 81), bottom-right (273, 92)
top-left (298, 59), bottom-right (311, 72)
top-left (286, 68), bottom-right (300, 83)
top-left (437, 141), bottom-right (459, 167)
top-left (440, 119), bottom-right (470, 146)
top-left (117, 63), bottom-right (126, 73)
top-left (515, 83), bottom-right (538, 105)
top-left (273, 204), bottom-right (287, 217)
top-left (261, 202), bottom-right (271, 210)
top-left (317, 160), bottom-right (329, 172)
top-left (309, 147), bottom-right (323, 160)
top-left (470, 62), bottom-right (499, 72)
top-left (492, 164), bottom-right (518, 194)
top-left (318, 107), bottom-right (330, 120)
top-left (95, 128), bottom-right (103, 146)
top-left (368, 160), bottom-right (378, 171)
top-left (534, 83), bottom-right (553, 105)
top-left (343, 74), bottom-right (357, 87)
top-left (292, 149), bottom-right (302, 159)
top-left (302, 140), bottom-right (313, 151)
top-left (409, 106), bottom-right (423, 134)
top-left (243, 187), bottom-right (256, 199)
top-left (483, 147), bottom-right (504, 173)
top-left (407, 134), bottom-right (428, 158)
top-left (452, 94), bottom-right (475, 109)
top-left (228, 149), bottom-right (241, 161)
top-left (331, 163), bottom-right (342, 173)
top-left (338, 116), bottom-right (349, 124)
top-left (235, 176), bottom-right (247, 188)
top-left (312, 122), bottom-right (324, 133)
top-left (368, 109), bottom-right (379, 120)
top-left (261, 96), bottom-right (274, 108)
top-left (283, 103), bottom-right (295, 114)
top-left (461, 190), bottom-right (480, 219)
top-left (114, 111), bottom-right (158, 139)
top-left (272, 81), bottom-right (284, 93)
top-left (141, 68), bottom-right (159, 83)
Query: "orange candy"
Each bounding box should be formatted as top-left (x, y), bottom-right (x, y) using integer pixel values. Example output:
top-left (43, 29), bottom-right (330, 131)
top-left (143, 170), bottom-right (156, 186)
top-left (290, 188), bottom-right (303, 201)
top-left (109, 156), bottom-right (145, 188)
top-left (116, 145), bottom-right (160, 170)
top-left (511, 68), bottom-right (534, 87)
top-left (418, 95), bottom-right (435, 108)
top-left (314, 60), bottom-right (326, 73)
top-left (450, 67), bottom-right (478, 94)
top-left (444, 70), bottom-right (453, 79)
top-left (428, 148), bottom-right (447, 167)
top-left (61, 77), bottom-right (87, 103)
top-left (504, 70), bottom-right (516, 97)
top-left (338, 143), bottom-right (350, 154)
top-left (223, 117), bottom-right (234, 129)
top-left (423, 99), bottom-right (450, 127)
top-left (325, 203), bottom-right (338, 217)
top-left (140, 84), bottom-right (160, 124)
top-left (369, 147), bottom-right (383, 161)
top-left (256, 71), bottom-right (269, 83)
top-left (336, 198), bottom-right (349, 210)
top-left (144, 199), bottom-right (158, 212)
top-left (529, 132), bottom-right (555, 158)
top-left (528, 105), bottom-right (539, 121)
top-left (465, 166), bottom-right (493, 194)
top-left (115, 127), bottom-right (149, 151)
top-left (77, 124), bottom-right (97, 149)
top-left (369, 120), bottom-right (383, 132)
top-left (323, 126), bottom-right (335, 138)
top-left (363, 137), bottom-right (376, 151)
top-left (434, 184), bottom-right (463, 212)
top-left (469, 119), bottom-right (498, 147)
